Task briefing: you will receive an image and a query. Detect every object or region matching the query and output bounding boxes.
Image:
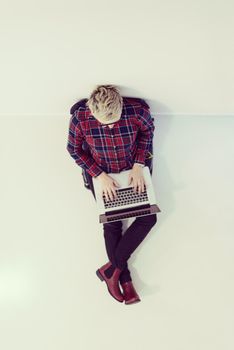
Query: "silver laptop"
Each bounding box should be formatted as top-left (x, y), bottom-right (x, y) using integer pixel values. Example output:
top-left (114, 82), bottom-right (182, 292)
top-left (92, 166), bottom-right (161, 224)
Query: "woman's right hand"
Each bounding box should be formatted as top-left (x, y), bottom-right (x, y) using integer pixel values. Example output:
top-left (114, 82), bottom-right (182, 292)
top-left (97, 172), bottom-right (120, 201)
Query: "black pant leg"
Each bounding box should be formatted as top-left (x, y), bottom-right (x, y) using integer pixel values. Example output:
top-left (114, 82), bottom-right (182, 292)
top-left (113, 214), bottom-right (157, 270)
top-left (103, 221), bottom-right (132, 283)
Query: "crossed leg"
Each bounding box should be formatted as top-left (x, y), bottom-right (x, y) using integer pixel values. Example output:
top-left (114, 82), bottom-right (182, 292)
top-left (103, 220), bottom-right (132, 284)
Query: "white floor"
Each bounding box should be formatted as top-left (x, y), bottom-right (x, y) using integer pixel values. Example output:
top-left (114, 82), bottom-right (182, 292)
top-left (0, 115), bottom-right (234, 350)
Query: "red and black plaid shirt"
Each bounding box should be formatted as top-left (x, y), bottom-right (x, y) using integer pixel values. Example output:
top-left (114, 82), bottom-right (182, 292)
top-left (66, 99), bottom-right (155, 177)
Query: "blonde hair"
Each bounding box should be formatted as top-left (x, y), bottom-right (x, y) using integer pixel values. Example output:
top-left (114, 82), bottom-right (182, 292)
top-left (86, 84), bottom-right (123, 123)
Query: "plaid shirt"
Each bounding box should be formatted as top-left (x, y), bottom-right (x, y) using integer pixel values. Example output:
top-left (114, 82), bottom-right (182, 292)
top-left (66, 100), bottom-right (155, 177)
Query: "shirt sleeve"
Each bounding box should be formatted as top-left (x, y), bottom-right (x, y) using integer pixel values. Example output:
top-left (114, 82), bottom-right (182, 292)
top-left (66, 112), bottom-right (104, 178)
top-left (134, 107), bottom-right (155, 165)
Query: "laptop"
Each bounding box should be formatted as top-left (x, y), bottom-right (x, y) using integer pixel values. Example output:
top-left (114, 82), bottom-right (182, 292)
top-left (92, 166), bottom-right (161, 224)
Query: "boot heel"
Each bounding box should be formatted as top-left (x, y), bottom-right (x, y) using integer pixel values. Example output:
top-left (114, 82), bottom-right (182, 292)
top-left (96, 269), bottom-right (104, 281)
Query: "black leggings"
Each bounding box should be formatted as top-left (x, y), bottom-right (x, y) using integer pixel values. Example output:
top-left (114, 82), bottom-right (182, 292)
top-left (86, 168), bottom-right (157, 284)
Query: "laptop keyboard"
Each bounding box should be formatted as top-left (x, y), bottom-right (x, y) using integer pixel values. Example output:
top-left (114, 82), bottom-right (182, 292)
top-left (102, 187), bottom-right (149, 209)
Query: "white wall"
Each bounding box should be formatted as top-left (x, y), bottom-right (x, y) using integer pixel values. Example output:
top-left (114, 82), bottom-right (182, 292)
top-left (0, 1), bottom-right (234, 350)
top-left (0, 0), bottom-right (233, 115)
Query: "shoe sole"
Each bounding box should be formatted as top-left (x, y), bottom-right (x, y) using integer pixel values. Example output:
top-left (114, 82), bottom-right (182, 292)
top-left (125, 299), bottom-right (141, 305)
top-left (96, 269), bottom-right (124, 303)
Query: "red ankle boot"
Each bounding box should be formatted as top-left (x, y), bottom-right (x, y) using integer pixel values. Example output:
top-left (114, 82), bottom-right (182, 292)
top-left (120, 281), bottom-right (141, 305)
top-left (96, 261), bottom-right (124, 302)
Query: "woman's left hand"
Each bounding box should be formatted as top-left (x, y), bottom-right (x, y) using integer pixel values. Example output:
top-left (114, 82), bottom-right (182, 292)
top-left (128, 164), bottom-right (146, 195)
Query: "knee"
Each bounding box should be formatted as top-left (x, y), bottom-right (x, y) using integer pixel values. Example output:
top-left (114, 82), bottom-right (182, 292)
top-left (103, 220), bottom-right (123, 235)
top-left (104, 221), bottom-right (123, 229)
top-left (147, 214), bottom-right (157, 227)
top-left (137, 213), bottom-right (157, 227)
top-left (151, 214), bottom-right (157, 226)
